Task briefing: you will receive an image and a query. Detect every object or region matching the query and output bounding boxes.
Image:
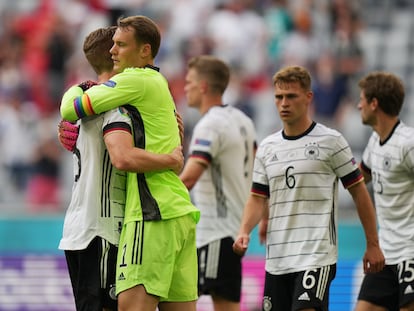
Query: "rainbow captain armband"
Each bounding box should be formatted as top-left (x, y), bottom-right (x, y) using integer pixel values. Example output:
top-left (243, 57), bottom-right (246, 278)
top-left (73, 94), bottom-right (96, 118)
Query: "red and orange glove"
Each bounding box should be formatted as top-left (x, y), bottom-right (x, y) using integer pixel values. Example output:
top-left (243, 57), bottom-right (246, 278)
top-left (58, 120), bottom-right (79, 152)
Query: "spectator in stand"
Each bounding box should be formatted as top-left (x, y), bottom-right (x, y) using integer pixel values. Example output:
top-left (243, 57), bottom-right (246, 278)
top-left (311, 51), bottom-right (349, 130)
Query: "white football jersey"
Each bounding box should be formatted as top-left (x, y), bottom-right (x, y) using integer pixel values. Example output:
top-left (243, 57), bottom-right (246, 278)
top-left (362, 121), bottom-right (414, 264)
top-left (253, 122), bottom-right (362, 275)
top-left (189, 105), bottom-right (256, 247)
top-left (59, 108), bottom-right (131, 250)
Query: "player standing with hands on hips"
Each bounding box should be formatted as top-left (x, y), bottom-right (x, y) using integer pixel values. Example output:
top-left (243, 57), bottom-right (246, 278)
top-left (355, 71), bottom-right (414, 311)
top-left (233, 65), bottom-right (385, 311)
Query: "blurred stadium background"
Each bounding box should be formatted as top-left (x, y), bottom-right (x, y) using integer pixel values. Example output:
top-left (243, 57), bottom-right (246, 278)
top-left (0, 0), bottom-right (413, 310)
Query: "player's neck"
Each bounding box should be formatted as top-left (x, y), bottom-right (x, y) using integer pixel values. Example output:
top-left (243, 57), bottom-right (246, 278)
top-left (374, 116), bottom-right (399, 142)
top-left (283, 117), bottom-right (313, 137)
top-left (200, 95), bottom-right (223, 115)
top-left (98, 71), bottom-right (113, 83)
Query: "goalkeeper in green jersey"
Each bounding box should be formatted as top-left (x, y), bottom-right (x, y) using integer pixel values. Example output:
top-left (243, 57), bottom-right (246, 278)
top-left (59, 26), bottom-right (185, 311)
top-left (60, 15), bottom-right (199, 311)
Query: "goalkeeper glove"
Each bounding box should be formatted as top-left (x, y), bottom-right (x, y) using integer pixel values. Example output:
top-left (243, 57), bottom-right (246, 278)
top-left (78, 80), bottom-right (98, 92)
top-left (58, 119), bottom-right (79, 152)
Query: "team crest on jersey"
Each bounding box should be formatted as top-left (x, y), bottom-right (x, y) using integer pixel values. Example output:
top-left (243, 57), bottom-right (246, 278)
top-left (263, 296), bottom-right (272, 311)
top-left (304, 142), bottom-right (319, 160)
top-left (104, 80), bottom-right (117, 88)
top-left (109, 284), bottom-right (117, 300)
top-left (383, 153), bottom-right (392, 170)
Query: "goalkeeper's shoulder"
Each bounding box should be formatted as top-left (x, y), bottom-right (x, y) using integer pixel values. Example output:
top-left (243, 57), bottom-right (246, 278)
top-left (112, 68), bottom-right (149, 84)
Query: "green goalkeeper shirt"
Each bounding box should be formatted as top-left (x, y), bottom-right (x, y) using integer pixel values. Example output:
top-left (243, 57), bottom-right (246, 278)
top-left (61, 66), bottom-right (199, 224)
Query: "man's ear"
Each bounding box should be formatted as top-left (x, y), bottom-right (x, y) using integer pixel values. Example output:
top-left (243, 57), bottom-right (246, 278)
top-left (200, 80), bottom-right (208, 94)
top-left (306, 91), bottom-right (313, 106)
top-left (371, 97), bottom-right (379, 110)
top-left (141, 43), bottom-right (152, 58)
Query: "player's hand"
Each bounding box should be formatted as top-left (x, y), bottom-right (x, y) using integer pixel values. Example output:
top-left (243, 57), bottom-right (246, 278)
top-left (58, 119), bottom-right (79, 152)
top-left (232, 234), bottom-right (250, 257)
top-left (78, 80), bottom-right (98, 92)
top-left (175, 111), bottom-right (184, 145)
top-left (363, 244), bottom-right (385, 273)
top-left (170, 145), bottom-right (184, 175)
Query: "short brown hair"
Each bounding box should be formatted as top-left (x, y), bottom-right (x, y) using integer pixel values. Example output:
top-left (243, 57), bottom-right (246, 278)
top-left (83, 26), bottom-right (116, 75)
top-left (358, 71), bottom-right (405, 116)
top-left (117, 15), bottom-right (161, 59)
top-left (272, 66), bottom-right (312, 91)
top-left (187, 55), bottom-right (230, 95)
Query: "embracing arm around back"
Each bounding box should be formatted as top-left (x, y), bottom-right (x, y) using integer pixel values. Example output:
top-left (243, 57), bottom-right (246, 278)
top-left (104, 130), bottom-right (184, 174)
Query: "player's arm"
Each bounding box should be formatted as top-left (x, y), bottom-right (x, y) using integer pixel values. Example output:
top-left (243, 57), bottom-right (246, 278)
top-left (60, 109), bottom-right (184, 155)
top-left (258, 204), bottom-right (269, 244)
top-left (233, 193), bottom-right (268, 256)
top-left (60, 83), bottom-right (121, 122)
top-left (347, 180), bottom-right (385, 273)
top-left (104, 130), bottom-right (184, 174)
top-left (60, 79), bottom-right (100, 121)
top-left (60, 85), bottom-right (86, 121)
top-left (179, 157), bottom-right (208, 190)
top-left (61, 74), bottom-right (137, 121)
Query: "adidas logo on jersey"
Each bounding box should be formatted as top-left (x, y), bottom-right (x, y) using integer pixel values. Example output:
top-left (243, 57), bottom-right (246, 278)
top-left (118, 272), bottom-right (126, 281)
top-left (298, 292), bottom-right (310, 301)
top-left (270, 154), bottom-right (278, 162)
top-left (405, 285), bottom-right (414, 294)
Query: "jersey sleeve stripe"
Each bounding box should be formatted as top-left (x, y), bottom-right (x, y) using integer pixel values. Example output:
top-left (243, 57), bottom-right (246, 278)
top-left (74, 94), bottom-right (95, 118)
top-left (190, 151), bottom-right (212, 163)
top-left (251, 182), bottom-right (269, 197)
top-left (340, 169), bottom-right (364, 189)
top-left (103, 122), bottom-right (132, 136)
